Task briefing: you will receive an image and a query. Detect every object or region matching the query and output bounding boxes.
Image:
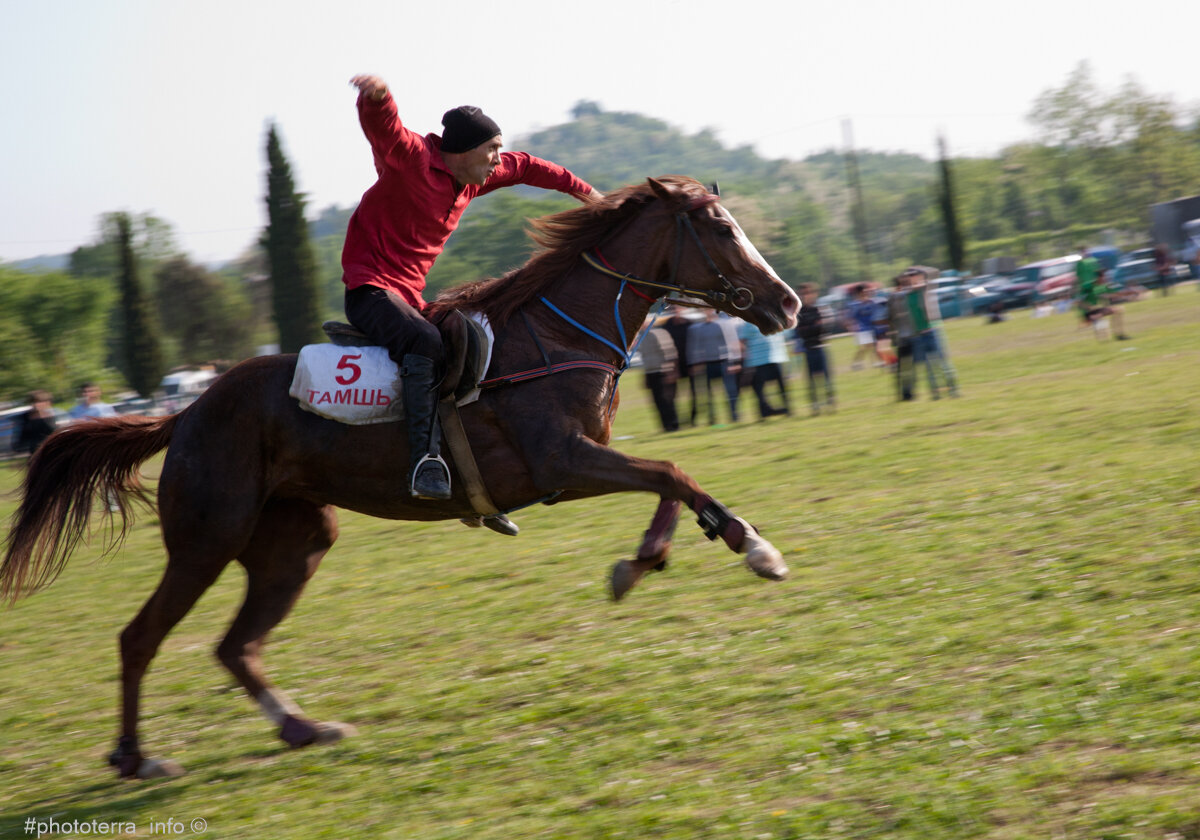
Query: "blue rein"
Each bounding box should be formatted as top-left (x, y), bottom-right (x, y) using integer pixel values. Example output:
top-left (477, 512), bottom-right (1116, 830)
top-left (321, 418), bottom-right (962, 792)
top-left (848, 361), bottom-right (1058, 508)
top-left (539, 271), bottom-right (666, 414)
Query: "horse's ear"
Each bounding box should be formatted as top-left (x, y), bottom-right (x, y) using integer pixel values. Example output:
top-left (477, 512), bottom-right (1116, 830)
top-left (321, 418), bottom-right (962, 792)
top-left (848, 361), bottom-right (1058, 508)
top-left (647, 177), bottom-right (674, 202)
top-left (709, 181), bottom-right (720, 197)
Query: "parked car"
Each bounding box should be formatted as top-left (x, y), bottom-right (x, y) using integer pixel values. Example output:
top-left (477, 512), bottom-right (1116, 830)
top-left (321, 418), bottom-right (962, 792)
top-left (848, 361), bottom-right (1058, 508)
top-left (158, 369), bottom-right (219, 413)
top-left (1035, 271), bottom-right (1076, 299)
top-left (929, 277), bottom-right (969, 318)
top-left (964, 273), bottom-right (1038, 313)
top-left (1024, 255), bottom-right (1081, 300)
top-left (160, 369), bottom-right (217, 397)
top-left (1112, 248), bottom-right (1190, 290)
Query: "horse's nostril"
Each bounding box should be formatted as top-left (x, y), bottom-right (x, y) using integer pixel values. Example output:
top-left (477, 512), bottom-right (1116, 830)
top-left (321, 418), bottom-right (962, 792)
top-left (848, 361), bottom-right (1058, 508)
top-left (784, 296), bottom-right (800, 316)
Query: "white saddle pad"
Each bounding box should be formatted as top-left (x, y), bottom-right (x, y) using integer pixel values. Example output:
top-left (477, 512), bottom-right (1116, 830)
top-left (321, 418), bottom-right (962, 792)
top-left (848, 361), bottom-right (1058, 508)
top-left (288, 313), bottom-right (494, 425)
top-left (289, 344), bottom-right (404, 425)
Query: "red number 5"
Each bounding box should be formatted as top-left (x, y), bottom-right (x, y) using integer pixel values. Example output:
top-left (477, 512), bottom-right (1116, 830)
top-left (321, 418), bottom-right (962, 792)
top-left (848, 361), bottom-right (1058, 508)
top-left (335, 354), bottom-right (362, 385)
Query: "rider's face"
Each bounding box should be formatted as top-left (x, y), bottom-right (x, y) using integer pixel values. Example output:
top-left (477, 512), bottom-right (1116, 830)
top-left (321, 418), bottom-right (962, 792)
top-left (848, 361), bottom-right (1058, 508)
top-left (456, 136), bottom-right (503, 186)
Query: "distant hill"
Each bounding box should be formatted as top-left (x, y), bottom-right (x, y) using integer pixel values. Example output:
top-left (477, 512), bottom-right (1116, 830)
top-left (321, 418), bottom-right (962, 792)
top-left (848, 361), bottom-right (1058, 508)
top-left (7, 254), bottom-right (70, 273)
top-left (518, 103), bottom-right (789, 192)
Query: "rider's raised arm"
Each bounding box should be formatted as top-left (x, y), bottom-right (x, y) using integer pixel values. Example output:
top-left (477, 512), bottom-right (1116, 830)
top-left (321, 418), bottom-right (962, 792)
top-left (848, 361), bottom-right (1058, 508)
top-left (480, 151), bottom-right (595, 200)
top-left (350, 75), bottom-right (424, 171)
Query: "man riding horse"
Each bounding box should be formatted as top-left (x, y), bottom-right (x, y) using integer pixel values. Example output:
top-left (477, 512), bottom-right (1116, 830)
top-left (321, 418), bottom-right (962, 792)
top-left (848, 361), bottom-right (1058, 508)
top-left (341, 74), bottom-right (600, 527)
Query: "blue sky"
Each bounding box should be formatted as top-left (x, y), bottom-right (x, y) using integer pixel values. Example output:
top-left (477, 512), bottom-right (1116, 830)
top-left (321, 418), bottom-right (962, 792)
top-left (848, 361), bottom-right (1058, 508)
top-left (3, 0), bottom-right (1198, 264)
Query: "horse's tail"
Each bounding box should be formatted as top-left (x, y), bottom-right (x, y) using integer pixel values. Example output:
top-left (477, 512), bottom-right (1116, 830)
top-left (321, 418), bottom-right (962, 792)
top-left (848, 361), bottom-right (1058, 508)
top-left (2, 413), bottom-right (179, 603)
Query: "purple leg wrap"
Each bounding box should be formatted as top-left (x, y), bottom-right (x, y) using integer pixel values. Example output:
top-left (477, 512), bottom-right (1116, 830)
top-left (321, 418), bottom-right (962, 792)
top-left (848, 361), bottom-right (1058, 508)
top-left (279, 714), bottom-right (318, 748)
top-left (637, 499), bottom-right (682, 566)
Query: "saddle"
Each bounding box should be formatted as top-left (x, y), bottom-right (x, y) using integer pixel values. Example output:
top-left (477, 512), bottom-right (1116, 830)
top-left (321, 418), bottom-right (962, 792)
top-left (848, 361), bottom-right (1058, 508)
top-left (300, 310), bottom-right (503, 519)
top-left (320, 309), bottom-right (491, 404)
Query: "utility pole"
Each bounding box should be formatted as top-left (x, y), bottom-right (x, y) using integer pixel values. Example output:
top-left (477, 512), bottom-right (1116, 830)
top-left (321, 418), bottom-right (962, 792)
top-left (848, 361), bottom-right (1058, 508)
top-left (937, 134), bottom-right (966, 273)
top-left (842, 119), bottom-right (871, 284)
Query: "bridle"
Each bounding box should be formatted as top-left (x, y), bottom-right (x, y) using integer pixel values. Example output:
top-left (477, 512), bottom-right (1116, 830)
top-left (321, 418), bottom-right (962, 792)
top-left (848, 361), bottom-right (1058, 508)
top-left (484, 193), bottom-right (760, 399)
top-left (579, 205), bottom-right (756, 312)
top-left (538, 199), bottom-right (756, 367)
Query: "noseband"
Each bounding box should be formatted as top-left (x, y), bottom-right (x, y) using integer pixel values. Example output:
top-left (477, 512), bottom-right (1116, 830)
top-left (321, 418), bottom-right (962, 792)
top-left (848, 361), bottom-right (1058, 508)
top-left (581, 209), bottom-right (755, 311)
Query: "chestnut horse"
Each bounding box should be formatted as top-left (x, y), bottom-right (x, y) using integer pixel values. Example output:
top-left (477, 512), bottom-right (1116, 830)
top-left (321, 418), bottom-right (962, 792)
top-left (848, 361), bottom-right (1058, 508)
top-left (1, 176), bottom-right (800, 778)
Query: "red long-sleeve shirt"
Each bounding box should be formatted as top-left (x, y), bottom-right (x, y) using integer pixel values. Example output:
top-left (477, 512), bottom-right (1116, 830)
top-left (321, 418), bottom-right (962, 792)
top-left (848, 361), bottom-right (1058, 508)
top-left (341, 92), bottom-right (594, 308)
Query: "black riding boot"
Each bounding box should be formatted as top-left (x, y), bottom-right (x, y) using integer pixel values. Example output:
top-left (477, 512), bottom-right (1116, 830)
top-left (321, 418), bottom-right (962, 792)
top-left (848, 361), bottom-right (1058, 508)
top-left (401, 354), bottom-right (451, 500)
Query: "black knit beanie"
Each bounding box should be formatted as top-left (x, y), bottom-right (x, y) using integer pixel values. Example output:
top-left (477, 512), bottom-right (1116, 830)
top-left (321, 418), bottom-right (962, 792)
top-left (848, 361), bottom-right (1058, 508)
top-left (440, 106), bottom-right (501, 153)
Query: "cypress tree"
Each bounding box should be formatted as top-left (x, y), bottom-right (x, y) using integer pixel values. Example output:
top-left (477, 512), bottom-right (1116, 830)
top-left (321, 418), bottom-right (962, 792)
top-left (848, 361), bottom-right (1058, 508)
top-left (262, 123), bottom-right (322, 353)
top-left (113, 212), bottom-right (165, 397)
top-left (937, 135), bottom-right (966, 273)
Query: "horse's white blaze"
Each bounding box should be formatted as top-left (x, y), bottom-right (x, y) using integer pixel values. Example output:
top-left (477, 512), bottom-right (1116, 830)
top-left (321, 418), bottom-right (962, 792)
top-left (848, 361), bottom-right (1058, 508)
top-left (717, 205), bottom-right (802, 315)
top-left (257, 687), bottom-right (304, 726)
top-left (717, 206), bottom-right (779, 281)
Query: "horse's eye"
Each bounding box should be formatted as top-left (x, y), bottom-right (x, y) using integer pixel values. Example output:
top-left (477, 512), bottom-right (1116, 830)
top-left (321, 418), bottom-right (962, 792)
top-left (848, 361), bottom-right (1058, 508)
top-left (714, 222), bottom-right (736, 238)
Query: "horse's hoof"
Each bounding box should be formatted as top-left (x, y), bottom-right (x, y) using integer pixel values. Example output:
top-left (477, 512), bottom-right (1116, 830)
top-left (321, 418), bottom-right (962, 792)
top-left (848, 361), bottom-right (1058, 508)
top-left (279, 714), bottom-right (357, 748)
top-left (742, 529), bottom-right (788, 581)
top-left (610, 557), bottom-right (666, 601)
top-left (610, 560), bottom-right (640, 601)
top-left (136, 758), bottom-right (185, 779)
top-left (314, 721), bottom-right (358, 745)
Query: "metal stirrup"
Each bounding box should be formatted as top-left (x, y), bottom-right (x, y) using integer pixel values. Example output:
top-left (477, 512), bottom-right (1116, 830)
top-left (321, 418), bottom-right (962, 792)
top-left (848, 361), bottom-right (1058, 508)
top-left (411, 453), bottom-right (451, 495)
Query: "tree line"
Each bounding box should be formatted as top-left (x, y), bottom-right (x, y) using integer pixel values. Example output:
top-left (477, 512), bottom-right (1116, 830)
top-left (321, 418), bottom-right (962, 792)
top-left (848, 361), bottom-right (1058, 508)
top-left (2, 62), bottom-right (1197, 405)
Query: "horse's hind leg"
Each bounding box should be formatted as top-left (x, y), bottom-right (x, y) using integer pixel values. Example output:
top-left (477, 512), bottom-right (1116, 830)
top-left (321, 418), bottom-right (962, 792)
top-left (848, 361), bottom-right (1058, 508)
top-left (112, 559), bottom-right (231, 778)
top-left (215, 498), bottom-right (352, 750)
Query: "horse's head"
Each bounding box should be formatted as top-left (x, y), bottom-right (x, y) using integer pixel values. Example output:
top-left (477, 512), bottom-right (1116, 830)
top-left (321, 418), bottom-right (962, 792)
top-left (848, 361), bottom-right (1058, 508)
top-left (644, 177), bottom-right (800, 334)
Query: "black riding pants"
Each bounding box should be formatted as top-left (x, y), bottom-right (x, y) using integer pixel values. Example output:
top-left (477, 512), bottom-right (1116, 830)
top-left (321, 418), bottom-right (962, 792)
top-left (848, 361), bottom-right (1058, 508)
top-left (344, 284), bottom-right (443, 373)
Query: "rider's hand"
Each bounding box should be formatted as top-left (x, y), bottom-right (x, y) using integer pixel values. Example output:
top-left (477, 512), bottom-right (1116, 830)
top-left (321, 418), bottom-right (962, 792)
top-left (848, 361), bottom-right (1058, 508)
top-left (350, 74), bottom-right (388, 102)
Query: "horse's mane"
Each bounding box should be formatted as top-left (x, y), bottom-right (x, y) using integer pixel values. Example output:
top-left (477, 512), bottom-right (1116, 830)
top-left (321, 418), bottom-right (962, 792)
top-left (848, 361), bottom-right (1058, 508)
top-left (427, 176), bottom-right (706, 327)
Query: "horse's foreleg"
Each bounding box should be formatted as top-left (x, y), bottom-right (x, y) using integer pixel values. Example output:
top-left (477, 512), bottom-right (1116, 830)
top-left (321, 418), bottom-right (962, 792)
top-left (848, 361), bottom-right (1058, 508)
top-left (690, 492), bottom-right (788, 581)
top-left (530, 436), bottom-right (788, 594)
top-left (218, 499), bottom-right (354, 750)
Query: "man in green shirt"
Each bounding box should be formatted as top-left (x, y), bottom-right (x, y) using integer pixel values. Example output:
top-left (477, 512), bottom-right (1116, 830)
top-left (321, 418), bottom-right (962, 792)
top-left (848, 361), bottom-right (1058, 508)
top-left (904, 266), bottom-right (959, 399)
top-left (1075, 248), bottom-right (1130, 340)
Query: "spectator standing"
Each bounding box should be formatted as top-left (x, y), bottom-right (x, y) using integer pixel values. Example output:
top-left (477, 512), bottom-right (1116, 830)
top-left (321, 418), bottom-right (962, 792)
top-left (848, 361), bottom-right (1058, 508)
top-left (11, 390), bottom-right (56, 455)
top-left (662, 306), bottom-right (696, 427)
top-left (845, 284), bottom-right (884, 370)
top-left (1153, 243), bottom-right (1174, 296)
top-left (686, 309), bottom-right (730, 426)
top-left (885, 273), bottom-right (919, 401)
top-left (905, 266), bottom-right (960, 399)
top-left (639, 320), bottom-right (680, 432)
top-left (716, 313), bottom-right (745, 423)
top-left (740, 320), bottom-right (792, 420)
top-left (871, 292), bottom-right (891, 363)
top-left (793, 283), bottom-right (834, 415)
top-left (68, 382), bottom-right (117, 421)
top-left (67, 382), bottom-right (120, 511)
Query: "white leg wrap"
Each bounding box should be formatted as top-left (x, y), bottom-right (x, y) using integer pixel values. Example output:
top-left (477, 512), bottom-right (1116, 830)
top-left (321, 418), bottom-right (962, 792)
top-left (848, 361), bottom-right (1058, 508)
top-left (737, 517), bottom-right (788, 581)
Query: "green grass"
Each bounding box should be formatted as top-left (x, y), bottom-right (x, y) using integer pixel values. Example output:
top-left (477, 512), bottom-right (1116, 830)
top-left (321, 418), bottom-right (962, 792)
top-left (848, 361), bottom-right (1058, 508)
top-left (2, 292), bottom-right (1199, 839)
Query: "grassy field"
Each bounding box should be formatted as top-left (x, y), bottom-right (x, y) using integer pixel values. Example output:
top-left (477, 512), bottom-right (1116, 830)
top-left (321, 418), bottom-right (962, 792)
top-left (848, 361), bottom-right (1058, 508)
top-left (1, 292), bottom-right (1198, 839)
